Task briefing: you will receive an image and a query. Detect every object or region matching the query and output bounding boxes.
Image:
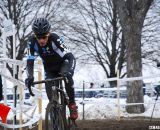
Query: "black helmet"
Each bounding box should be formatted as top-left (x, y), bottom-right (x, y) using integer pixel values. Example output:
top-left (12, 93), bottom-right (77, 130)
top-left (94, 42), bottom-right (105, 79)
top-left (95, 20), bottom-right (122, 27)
top-left (32, 18), bottom-right (51, 36)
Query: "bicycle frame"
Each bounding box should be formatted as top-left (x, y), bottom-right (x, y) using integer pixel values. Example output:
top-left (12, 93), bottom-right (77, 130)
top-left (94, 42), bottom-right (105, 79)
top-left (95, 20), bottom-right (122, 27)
top-left (33, 77), bottom-right (66, 104)
top-left (29, 77), bottom-right (77, 130)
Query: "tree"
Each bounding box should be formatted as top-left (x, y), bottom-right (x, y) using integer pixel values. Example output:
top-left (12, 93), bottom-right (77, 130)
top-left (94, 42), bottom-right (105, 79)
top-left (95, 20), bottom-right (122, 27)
top-left (0, 0), bottom-right (43, 77)
top-left (63, 0), bottom-right (126, 86)
top-left (0, 0), bottom-right (66, 77)
top-left (141, 0), bottom-right (160, 64)
top-left (113, 0), bottom-right (153, 113)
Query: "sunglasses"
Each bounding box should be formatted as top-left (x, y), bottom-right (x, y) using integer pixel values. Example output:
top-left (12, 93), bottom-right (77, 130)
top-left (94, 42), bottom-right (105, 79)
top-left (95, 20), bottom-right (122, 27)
top-left (35, 34), bottom-right (49, 40)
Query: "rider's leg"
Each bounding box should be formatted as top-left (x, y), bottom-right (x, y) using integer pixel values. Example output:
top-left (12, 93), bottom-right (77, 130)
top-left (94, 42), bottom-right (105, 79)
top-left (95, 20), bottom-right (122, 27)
top-left (60, 61), bottom-right (78, 120)
top-left (60, 61), bottom-right (75, 104)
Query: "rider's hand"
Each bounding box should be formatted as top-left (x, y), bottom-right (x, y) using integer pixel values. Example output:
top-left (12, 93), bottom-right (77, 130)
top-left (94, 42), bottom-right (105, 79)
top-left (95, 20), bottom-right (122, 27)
top-left (63, 71), bottom-right (73, 77)
top-left (25, 77), bottom-right (34, 88)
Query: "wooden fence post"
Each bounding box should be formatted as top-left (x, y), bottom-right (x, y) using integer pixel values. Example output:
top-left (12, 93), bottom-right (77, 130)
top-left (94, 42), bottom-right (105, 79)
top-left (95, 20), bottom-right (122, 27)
top-left (38, 60), bottom-right (42, 130)
top-left (117, 70), bottom-right (121, 121)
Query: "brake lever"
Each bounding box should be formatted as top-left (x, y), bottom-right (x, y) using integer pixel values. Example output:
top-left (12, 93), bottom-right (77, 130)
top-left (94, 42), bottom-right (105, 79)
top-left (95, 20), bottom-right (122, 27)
top-left (28, 85), bottom-right (35, 97)
top-left (59, 72), bottom-right (69, 84)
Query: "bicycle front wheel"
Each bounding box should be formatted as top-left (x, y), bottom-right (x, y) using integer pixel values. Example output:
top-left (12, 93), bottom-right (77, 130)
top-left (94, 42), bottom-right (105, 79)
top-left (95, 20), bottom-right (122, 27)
top-left (45, 102), bottom-right (65, 130)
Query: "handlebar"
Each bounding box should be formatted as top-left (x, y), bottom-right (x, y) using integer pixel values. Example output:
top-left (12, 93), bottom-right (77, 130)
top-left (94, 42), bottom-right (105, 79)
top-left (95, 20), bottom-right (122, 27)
top-left (29, 77), bottom-right (64, 96)
top-left (32, 77), bottom-right (64, 85)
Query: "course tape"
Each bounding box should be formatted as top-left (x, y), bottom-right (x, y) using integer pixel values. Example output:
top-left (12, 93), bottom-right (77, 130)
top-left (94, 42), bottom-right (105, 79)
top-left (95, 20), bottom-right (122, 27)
top-left (0, 71), bottom-right (42, 128)
top-left (83, 75), bottom-right (160, 83)
top-left (0, 58), bottom-right (26, 66)
top-left (0, 114), bottom-right (40, 128)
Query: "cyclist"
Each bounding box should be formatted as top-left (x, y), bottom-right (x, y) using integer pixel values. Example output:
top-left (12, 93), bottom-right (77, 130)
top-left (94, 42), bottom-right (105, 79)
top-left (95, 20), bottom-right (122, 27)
top-left (25, 18), bottom-right (78, 120)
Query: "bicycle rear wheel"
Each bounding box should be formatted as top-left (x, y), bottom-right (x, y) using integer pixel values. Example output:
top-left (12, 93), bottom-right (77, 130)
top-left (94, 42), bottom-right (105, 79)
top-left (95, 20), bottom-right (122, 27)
top-left (45, 102), bottom-right (65, 130)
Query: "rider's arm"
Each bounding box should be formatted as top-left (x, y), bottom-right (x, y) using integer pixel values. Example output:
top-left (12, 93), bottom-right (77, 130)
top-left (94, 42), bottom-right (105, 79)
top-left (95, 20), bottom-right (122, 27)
top-left (26, 40), bottom-right (35, 79)
top-left (53, 33), bottom-right (76, 75)
top-left (63, 52), bottom-right (76, 75)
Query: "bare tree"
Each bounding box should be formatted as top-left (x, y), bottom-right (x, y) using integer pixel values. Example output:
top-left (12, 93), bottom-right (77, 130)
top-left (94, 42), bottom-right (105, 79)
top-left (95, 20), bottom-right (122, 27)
top-left (113, 0), bottom-right (153, 113)
top-left (62, 0), bottom-right (126, 86)
top-left (0, 0), bottom-right (66, 77)
top-left (141, 0), bottom-right (160, 64)
top-left (0, 0), bottom-right (43, 77)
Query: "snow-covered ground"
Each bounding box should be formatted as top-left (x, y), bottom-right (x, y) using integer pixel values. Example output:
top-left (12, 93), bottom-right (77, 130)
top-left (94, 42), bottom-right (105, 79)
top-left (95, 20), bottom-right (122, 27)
top-left (76, 95), bottom-right (160, 119)
top-left (1, 62), bottom-right (160, 126)
top-left (1, 93), bottom-right (160, 122)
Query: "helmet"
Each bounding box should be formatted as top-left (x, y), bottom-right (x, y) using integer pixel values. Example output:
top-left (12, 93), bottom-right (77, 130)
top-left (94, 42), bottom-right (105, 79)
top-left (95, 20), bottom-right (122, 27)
top-left (32, 18), bottom-right (51, 36)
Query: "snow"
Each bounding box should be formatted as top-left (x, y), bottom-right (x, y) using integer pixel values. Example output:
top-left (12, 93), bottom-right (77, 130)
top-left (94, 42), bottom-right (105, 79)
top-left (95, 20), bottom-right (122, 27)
top-left (4, 94), bottom-right (160, 120)
top-left (1, 86), bottom-right (160, 129)
top-left (1, 60), bottom-right (160, 125)
top-left (39, 94), bottom-right (160, 120)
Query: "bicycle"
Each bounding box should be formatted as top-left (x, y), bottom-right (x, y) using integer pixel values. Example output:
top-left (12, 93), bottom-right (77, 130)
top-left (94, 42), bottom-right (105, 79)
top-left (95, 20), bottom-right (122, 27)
top-left (29, 77), bottom-right (77, 130)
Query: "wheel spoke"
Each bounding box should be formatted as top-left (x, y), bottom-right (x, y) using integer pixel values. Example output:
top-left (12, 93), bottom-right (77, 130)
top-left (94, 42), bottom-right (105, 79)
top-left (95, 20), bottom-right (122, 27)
top-left (45, 104), bottom-right (66, 130)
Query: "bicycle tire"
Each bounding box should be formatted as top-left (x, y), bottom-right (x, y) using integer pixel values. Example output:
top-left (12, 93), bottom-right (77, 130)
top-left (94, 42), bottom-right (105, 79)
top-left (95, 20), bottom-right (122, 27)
top-left (45, 102), bottom-right (65, 130)
top-left (61, 93), bottom-right (69, 130)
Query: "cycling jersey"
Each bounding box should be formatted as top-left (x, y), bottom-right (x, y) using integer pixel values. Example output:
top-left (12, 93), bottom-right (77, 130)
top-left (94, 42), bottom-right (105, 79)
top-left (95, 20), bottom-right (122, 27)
top-left (26, 33), bottom-right (76, 77)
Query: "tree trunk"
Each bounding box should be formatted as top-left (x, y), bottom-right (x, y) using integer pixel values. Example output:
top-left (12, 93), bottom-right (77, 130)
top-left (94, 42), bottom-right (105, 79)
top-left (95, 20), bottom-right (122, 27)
top-left (113, 0), bottom-right (153, 114)
top-left (124, 18), bottom-right (144, 113)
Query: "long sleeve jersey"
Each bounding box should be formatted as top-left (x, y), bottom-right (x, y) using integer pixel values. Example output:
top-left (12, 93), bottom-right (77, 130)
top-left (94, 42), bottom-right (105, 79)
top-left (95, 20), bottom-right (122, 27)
top-left (26, 33), bottom-right (76, 78)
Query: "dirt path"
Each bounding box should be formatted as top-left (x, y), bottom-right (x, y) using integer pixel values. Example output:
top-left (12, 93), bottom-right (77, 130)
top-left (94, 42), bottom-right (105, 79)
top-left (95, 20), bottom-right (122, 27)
top-left (29, 118), bottom-right (160, 130)
top-left (75, 119), bottom-right (160, 130)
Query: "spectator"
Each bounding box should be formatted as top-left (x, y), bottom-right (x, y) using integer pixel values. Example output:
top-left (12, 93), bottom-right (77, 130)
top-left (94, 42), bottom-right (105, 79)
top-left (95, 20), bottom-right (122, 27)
top-left (155, 85), bottom-right (160, 95)
top-left (90, 82), bottom-right (94, 88)
top-left (143, 83), bottom-right (146, 95)
top-left (101, 84), bottom-right (104, 88)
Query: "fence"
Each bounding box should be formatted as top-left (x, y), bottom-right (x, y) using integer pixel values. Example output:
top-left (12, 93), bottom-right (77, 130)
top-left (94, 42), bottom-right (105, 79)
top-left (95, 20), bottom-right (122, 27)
top-left (0, 58), bottom-right (43, 130)
top-left (1, 58), bottom-right (160, 125)
top-left (76, 75), bottom-right (160, 120)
